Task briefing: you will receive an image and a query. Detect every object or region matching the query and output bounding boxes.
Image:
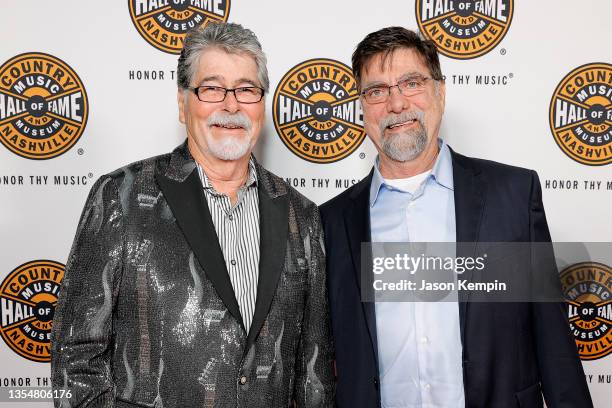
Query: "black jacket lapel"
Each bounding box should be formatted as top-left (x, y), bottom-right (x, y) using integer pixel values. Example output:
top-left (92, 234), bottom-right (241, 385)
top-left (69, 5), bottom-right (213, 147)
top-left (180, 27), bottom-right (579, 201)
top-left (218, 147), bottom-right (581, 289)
top-left (156, 168), bottom-right (244, 331)
top-left (345, 171), bottom-right (379, 364)
top-left (246, 170), bottom-right (289, 349)
top-left (451, 148), bottom-right (487, 346)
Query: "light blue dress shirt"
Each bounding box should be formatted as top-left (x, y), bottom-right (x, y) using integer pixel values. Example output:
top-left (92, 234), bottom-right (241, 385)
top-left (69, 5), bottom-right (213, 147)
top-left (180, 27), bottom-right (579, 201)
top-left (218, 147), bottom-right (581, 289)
top-left (370, 140), bottom-right (465, 408)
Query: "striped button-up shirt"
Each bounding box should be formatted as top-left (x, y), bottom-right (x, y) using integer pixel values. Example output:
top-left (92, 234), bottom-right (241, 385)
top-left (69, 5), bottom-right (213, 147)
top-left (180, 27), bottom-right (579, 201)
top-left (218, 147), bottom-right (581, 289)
top-left (196, 158), bottom-right (260, 333)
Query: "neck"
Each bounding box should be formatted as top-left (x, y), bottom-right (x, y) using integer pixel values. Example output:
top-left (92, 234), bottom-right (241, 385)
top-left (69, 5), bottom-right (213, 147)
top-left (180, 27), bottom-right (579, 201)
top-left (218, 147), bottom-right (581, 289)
top-left (378, 139), bottom-right (440, 179)
top-left (188, 138), bottom-right (251, 204)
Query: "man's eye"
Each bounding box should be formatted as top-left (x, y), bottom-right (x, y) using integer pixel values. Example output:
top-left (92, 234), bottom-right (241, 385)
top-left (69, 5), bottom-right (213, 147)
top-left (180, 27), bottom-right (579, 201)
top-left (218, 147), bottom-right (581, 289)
top-left (200, 86), bottom-right (222, 93)
top-left (237, 87), bottom-right (257, 95)
top-left (368, 88), bottom-right (385, 97)
top-left (400, 79), bottom-right (423, 89)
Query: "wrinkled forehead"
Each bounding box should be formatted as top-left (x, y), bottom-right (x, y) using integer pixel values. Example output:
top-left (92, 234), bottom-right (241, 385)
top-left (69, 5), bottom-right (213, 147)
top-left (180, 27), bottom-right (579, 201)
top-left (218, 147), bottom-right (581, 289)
top-left (360, 48), bottom-right (431, 81)
top-left (194, 47), bottom-right (259, 82)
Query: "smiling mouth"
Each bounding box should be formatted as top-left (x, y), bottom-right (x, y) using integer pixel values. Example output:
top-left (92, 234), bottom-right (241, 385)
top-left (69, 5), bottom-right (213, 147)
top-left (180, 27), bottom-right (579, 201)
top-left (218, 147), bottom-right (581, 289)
top-left (212, 124), bottom-right (244, 129)
top-left (387, 119), bottom-right (417, 129)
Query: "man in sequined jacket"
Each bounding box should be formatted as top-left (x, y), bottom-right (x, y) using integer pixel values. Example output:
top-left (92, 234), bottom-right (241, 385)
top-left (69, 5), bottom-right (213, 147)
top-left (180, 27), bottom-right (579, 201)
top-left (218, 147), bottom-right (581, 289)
top-left (51, 22), bottom-right (335, 408)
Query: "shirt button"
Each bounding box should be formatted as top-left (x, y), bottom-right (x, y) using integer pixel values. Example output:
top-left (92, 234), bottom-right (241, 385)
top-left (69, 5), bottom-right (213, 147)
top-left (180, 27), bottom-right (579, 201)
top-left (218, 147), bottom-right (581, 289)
top-left (230, 260), bottom-right (236, 266)
top-left (228, 214), bottom-right (233, 221)
top-left (420, 336), bottom-right (429, 344)
top-left (239, 376), bottom-right (247, 385)
top-left (424, 383), bottom-right (431, 390)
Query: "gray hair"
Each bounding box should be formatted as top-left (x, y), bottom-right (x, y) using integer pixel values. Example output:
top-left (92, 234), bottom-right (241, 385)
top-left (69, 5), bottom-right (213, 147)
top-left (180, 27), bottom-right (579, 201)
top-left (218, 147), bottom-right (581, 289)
top-left (177, 22), bottom-right (269, 93)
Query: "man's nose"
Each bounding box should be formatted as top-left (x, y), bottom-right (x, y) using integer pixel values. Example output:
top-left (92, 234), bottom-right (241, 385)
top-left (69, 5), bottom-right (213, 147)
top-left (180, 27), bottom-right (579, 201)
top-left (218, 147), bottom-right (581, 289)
top-left (386, 85), bottom-right (409, 113)
top-left (223, 90), bottom-right (240, 112)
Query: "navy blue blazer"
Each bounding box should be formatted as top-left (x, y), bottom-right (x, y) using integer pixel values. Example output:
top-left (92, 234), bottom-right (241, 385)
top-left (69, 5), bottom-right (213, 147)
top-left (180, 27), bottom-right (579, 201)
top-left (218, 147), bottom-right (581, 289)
top-left (320, 148), bottom-right (592, 408)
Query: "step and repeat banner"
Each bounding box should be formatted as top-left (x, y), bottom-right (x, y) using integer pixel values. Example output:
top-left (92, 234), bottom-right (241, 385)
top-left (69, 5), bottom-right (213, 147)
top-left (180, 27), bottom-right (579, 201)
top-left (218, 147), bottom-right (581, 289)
top-left (0, 0), bottom-right (610, 406)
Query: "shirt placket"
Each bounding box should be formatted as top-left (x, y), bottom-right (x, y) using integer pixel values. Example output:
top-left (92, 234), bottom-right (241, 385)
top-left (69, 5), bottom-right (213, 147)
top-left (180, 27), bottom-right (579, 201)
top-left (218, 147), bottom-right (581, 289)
top-left (223, 196), bottom-right (237, 287)
top-left (415, 301), bottom-right (433, 406)
top-left (405, 183), bottom-right (434, 406)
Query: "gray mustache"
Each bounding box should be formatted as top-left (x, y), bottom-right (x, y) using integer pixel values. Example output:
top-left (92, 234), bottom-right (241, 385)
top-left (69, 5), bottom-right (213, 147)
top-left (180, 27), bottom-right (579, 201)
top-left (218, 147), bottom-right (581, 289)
top-left (380, 110), bottom-right (425, 131)
top-left (207, 112), bottom-right (252, 131)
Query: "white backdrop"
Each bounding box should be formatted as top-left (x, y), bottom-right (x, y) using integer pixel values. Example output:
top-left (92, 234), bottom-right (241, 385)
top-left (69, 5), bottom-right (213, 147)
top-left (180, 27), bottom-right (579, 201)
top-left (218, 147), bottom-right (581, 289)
top-left (0, 0), bottom-right (610, 406)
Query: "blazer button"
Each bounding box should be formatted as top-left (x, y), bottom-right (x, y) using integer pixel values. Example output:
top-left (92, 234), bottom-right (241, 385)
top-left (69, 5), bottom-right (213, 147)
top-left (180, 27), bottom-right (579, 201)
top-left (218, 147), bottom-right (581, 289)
top-left (239, 376), bottom-right (248, 385)
top-left (373, 378), bottom-right (379, 389)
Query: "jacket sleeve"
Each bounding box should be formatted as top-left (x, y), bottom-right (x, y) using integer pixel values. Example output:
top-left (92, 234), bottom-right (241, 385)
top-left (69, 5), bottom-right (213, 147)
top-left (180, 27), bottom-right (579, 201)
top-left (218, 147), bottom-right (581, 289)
top-left (51, 175), bottom-right (125, 407)
top-left (294, 203), bottom-right (336, 407)
top-left (529, 171), bottom-right (593, 408)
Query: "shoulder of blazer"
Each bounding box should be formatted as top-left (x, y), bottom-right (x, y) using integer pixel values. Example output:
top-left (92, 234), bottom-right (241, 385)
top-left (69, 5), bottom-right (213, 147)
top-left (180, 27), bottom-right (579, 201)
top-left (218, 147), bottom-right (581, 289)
top-left (255, 162), bottom-right (320, 217)
top-left (103, 150), bottom-right (172, 186)
top-left (319, 169), bottom-right (374, 220)
top-left (449, 146), bottom-right (535, 184)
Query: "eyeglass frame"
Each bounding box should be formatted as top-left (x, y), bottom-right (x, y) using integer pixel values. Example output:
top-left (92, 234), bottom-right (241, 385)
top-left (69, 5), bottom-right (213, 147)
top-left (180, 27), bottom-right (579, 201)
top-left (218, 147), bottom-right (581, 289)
top-left (189, 85), bottom-right (265, 104)
top-left (359, 75), bottom-right (438, 104)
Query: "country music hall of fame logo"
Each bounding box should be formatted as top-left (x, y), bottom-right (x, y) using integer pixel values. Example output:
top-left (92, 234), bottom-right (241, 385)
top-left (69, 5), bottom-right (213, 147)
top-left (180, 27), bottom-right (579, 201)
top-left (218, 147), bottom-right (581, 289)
top-left (0, 52), bottom-right (88, 160)
top-left (273, 59), bottom-right (366, 163)
top-left (561, 262), bottom-right (612, 360)
top-left (128, 0), bottom-right (231, 54)
top-left (415, 0), bottom-right (513, 59)
top-left (549, 63), bottom-right (611, 166)
top-left (0, 260), bottom-right (65, 362)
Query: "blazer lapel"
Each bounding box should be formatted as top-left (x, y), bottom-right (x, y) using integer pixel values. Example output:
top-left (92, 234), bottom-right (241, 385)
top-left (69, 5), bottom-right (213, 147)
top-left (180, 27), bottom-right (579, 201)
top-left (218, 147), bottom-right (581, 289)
top-left (246, 166), bottom-right (289, 349)
top-left (345, 171), bottom-right (379, 364)
top-left (451, 149), bottom-right (487, 346)
top-left (156, 146), bottom-right (244, 330)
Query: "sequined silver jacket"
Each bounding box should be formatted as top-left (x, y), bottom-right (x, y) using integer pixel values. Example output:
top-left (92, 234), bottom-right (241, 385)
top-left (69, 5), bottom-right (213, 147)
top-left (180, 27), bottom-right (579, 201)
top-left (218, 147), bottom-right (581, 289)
top-left (51, 142), bottom-right (335, 407)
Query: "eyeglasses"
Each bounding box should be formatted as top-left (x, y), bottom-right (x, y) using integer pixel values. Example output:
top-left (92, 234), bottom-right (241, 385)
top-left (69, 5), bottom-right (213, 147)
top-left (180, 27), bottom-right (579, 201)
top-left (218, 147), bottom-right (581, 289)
top-left (360, 76), bottom-right (435, 104)
top-left (191, 86), bottom-right (265, 104)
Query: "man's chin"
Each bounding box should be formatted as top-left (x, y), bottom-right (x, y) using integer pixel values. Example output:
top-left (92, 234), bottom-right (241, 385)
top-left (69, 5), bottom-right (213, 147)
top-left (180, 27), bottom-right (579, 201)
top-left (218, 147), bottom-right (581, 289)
top-left (383, 148), bottom-right (423, 163)
top-left (381, 132), bottom-right (427, 162)
top-left (207, 139), bottom-right (253, 161)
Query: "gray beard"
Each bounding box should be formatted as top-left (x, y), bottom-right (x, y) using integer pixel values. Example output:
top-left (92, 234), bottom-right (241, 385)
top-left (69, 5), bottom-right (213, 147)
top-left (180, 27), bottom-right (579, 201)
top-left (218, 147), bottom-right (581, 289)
top-left (205, 111), bottom-right (254, 160)
top-left (206, 135), bottom-right (253, 161)
top-left (381, 122), bottom-right (428, 162)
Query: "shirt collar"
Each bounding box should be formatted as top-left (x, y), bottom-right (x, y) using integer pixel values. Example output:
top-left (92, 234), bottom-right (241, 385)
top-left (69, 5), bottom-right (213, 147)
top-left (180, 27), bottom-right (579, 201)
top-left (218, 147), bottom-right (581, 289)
top-left (369, 158), bottom-right (386, 207)
top-left (197, 156), bottom-right (259, 192)
top-left (431, 139), bottom-right (454, 191)
top-left (369, 138), bottom-right (454, 207)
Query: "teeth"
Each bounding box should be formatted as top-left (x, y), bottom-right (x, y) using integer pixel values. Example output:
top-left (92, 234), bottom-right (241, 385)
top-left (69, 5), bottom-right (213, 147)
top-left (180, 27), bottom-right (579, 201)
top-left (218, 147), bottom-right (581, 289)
top-left (388, 120), bottom-right (415, 129)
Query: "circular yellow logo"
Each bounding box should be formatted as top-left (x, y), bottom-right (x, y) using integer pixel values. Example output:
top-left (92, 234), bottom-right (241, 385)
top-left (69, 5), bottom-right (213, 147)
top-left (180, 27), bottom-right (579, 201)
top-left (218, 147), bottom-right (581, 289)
top-left (273, 59), bottom-right (366, 163)
top-left (415, 0), bottom-right (513, 59)
top-left (128, 0), bottom-right (231, 54)
top-left (549, 63), bottom-right (611, 166)
top-left (0, 260), bottom-right (65, 363)
top-left (560, 262), bottom-right (612, 360)
top-left (0, 53), bottom-right (88, 160)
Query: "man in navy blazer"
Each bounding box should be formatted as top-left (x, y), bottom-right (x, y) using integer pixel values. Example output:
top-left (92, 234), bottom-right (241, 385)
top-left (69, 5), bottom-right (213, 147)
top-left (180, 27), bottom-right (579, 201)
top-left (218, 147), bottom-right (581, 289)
top-left (320, 27), bottom-right (592, 408)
